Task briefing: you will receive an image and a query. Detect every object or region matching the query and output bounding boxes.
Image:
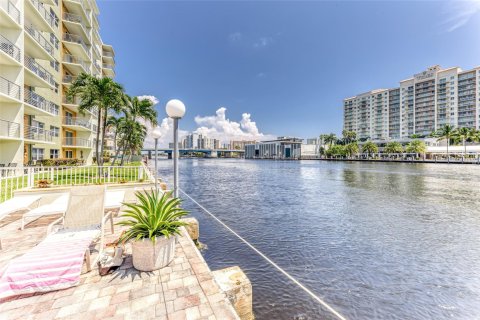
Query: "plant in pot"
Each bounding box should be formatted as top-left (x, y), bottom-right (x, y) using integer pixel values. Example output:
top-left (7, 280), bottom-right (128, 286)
top-left (118, 190), bottom-right (188, 272)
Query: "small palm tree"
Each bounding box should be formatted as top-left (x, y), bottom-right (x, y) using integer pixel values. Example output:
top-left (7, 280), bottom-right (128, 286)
top-left (344, 142), bottom-right (359, 157)
top-left (324, 133), bottom-right (337, 147)
top-left (362, 141), bottom-right (378, 156)
top-left (434, 124), bottom-right (455, 158)
top-left (452, 127), bottom-right (471, 155)
top-left (384, 141), bottom-right (403, 154)
top-left (406, 140), bottom-right (426, 156)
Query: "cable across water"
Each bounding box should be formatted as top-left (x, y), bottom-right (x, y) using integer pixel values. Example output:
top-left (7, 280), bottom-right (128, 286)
top-left (179, 188), bottom-right (347, 320)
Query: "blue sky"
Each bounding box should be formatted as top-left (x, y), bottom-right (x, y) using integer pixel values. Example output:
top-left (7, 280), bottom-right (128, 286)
top-left (97, 0), bottom-right (480, 142)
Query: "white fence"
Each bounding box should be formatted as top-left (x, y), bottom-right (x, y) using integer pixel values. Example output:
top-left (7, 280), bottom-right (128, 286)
top-left (0, 165), bottom-right (152, 203)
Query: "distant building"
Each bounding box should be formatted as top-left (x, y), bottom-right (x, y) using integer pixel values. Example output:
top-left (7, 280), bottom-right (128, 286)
top-left (229, 140), bottom-right (256, 150)
top-left (301, 139), bottom-right (319, 158)
top-left (182, 133), bottom-right (220, 150)
top-left (344, 65), bottom-right (480, 142)
top-left (245, 137), bottom-right (302, 159)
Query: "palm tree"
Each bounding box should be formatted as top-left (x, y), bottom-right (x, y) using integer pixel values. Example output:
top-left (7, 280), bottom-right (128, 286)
top-left (434, 124), bottom-right (455, 159)
top-left (344, 142), bottom-right (359, 157)
top-left (342, 130), bottom-right (357, 144)
top-left (106, 116), bottom-right (125, 165)
top-left (406, 140), bottom-right (426, 155)
top-left (384, 141), bottom-right (403, 154)
top-left (362, 141), bottom-right (378, 156)
top-left (67, 73), bottom-right (127, 167)
top-left (452, 127), bottom-right (471, 155)
top-left (324, 133), bottom-right (337, 147)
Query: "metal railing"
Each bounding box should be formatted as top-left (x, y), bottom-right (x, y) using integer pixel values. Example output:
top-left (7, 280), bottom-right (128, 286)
top-left (62, 33), bottom-right (90, 57)
top-left (24, 55), bottom-right (55, 86)
top-left (24, 89), bottom-right (59, 115)
top-left (62, 74), bottom-right (77, 84)
top-left (29, 0), bottom-right (56, 29)
top-left (102, 63), bottom-right (114, 69)
top-left (0, 34), bottom-right (21, 62)
top-left (102, 51), bottom-right (114, 58)
top-left (0, 76), bottom-right (20, 100)
top-left (62, 116), bottom-right (92, 130)
top-left (0, 118), bottom-right (20, 138)
top-left (0, 165), bottom-right (148, 203)
top-left (24, 124), bottom-right (53, 142)
top-left (92, 44), bottom-right (100, 58)
top-left (62, 12), bottom-right (88, 36)
top-left (25, 23), bottom-right (54, 56)
top-left (0, 0), bottom-right (21, 24)
top-left (62, 137), bottom-right (92, 147)
top-left (63, 53), bottom-right (89, 71)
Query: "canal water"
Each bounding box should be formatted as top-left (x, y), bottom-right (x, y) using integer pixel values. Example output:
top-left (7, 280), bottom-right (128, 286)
top-left (155, 159), bottom-right (480, 320)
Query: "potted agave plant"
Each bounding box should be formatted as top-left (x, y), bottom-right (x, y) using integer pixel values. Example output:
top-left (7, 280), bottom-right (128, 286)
top-left (118, 190), bottom-right (188, 271)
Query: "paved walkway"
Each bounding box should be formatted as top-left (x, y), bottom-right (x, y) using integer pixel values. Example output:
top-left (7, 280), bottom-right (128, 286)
top-left (0, 192), bottom-right (239, 320)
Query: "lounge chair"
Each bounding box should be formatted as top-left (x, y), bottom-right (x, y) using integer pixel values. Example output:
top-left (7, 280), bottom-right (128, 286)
top-left (21, 194), bottom-right (69, 230)
top-left (0, 195), bottom-right (42, 250)
top-left (0, 185), bottom-right (109, 299)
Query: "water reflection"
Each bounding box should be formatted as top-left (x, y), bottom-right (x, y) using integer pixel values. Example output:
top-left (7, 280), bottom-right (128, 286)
top-left (155, 159), bottom-right (480, 320)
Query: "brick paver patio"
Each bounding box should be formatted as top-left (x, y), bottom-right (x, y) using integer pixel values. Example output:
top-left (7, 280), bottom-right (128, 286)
top-left (0, 190), bottom-right (239, 320)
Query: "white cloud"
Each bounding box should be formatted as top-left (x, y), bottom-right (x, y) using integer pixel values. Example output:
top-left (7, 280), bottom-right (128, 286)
top-left (143, 117), bottom-right (189, 148)
top-left (228, 32), bottom-right (242, 42)
top-left (137, 95), bottom-right (159, 105)
top-left (253, 36), bottom-right (274, 48)
top-left (442, 1), bottom-right (480, 32)
top-left (193, 107), bottom-right (275, 143)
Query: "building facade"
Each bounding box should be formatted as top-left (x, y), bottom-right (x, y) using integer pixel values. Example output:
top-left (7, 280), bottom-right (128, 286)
top-left (0, 0), bottom-right (115, 166)
top-left (182, 133), bottom-right (220, 150)
top-left (343, 65), bottom-right (480, 141)
top-left (245, 137), bottom-right (302, 159)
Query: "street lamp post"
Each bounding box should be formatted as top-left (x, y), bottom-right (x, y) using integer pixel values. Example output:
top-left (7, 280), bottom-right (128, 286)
top-left (152, 127), bottom-right (162, 191)
top-left (166, 99), bottom-right (186, 198)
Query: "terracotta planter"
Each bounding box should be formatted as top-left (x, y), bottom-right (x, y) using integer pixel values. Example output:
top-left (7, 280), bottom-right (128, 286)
top-left (131, 235), bottom-right (176, 271)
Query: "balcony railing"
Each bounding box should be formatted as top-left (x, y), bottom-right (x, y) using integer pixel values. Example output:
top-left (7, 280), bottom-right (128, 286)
top-left (62, 74), bottom-right (77, 84)
top-left (62, 97), bottom-right (98, 116)
top-left (62, 137), bottom-right (92, 147)
top-left (0, 0), bottom-right (20, 24)
top-left (29, 0), bottom-right (56, 29)
top-left (24, 55), bottom-right (55, 86)
top-left (62, 116), bottom-right (92, 130)
top-left (62, 12), bottom-right (88, 35)
top-left (0, 76), bottom-right (20, 100)
top-left (0, 119), bottom-right (20, 138)
top-left (103, 51), bottom-right (114, 58)
top-left (24, 89), bottom-right (59, 115)
top-left (62, 33), bottom-right (90, 56)
top-left (25, 24), bottom-right (54, 56)
top-left (102, 63), bottom-right (114, 70)
top-left (63, 53), bottom-right (89, 71)
top-left (0, 34), bottom-right (21, 62)
top-left (24, 124), bottom-right (53, 142)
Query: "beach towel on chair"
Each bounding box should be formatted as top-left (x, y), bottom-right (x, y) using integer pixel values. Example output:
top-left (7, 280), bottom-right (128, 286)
top-left (0, 229), bottom-right (99, 300)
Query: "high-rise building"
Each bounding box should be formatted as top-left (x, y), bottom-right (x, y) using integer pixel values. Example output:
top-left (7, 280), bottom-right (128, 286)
top-left (343, 65), bottom-right (480, 141)
top-left (0, 0), bottom-right (115, 166)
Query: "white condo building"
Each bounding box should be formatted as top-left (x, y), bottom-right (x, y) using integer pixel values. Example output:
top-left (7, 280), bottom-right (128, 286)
top-left (343, 65), bottom-right (480, 141)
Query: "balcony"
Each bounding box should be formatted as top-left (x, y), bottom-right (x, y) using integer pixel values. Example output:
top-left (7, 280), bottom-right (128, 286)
top-left (24, 89), bottom-right (59, 116)
top-left (0, 0), bottom-right (21, 28)
top-left (24, 55), bottom-right (55, 88)
top-left (24, 124), bottom-right (54, 144)
top-left (92, 44), bottom-right (101, 59)
top-left (62, 137), bottom-right (92, 148)
top-left (62, 33), bottom-right (90, 61)
top-left (0, 34), bottom-right (21, 65)
top-left (26, 0), bottom-right (57, 33)
top-left (0, 76), bottom-right (21, 103)
top-left (24, 23), bottom-right (54, 60)
top-left (62, 12), bottom-right (90, 44)
top-left (62, 116), bottom-right (93, 131)
top-left (62, 74), bottom-right (77, 86)
top-left (63, 53), bottom-right (89, 74)
top-left (63, 0), bottom-right (91, 27)
top-left (62, 97), bottom-right (98, 117)
top-left (102, 63), bottom-right (115, 77)
top-left (0, 118), bottom-right (21, 140)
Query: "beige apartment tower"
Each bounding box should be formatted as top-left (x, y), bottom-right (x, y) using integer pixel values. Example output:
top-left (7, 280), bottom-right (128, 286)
top-left (343, 65), bottom-right (480, 141)
top-left (0, 0), bottom-right (115, 166)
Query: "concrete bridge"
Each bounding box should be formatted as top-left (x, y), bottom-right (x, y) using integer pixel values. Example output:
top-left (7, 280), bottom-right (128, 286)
top-left (141, 148), bottom-right (244, 159)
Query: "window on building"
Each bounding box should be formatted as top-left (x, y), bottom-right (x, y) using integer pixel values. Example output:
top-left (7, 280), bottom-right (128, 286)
top-left (32, 148), bottom-right (44, 160)
top-left (50, 126), bottom-right (59, 137)
top-left (50, 149), bottom-right (59, 159)
top-left (65, 150), bottom-right (73, 159)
